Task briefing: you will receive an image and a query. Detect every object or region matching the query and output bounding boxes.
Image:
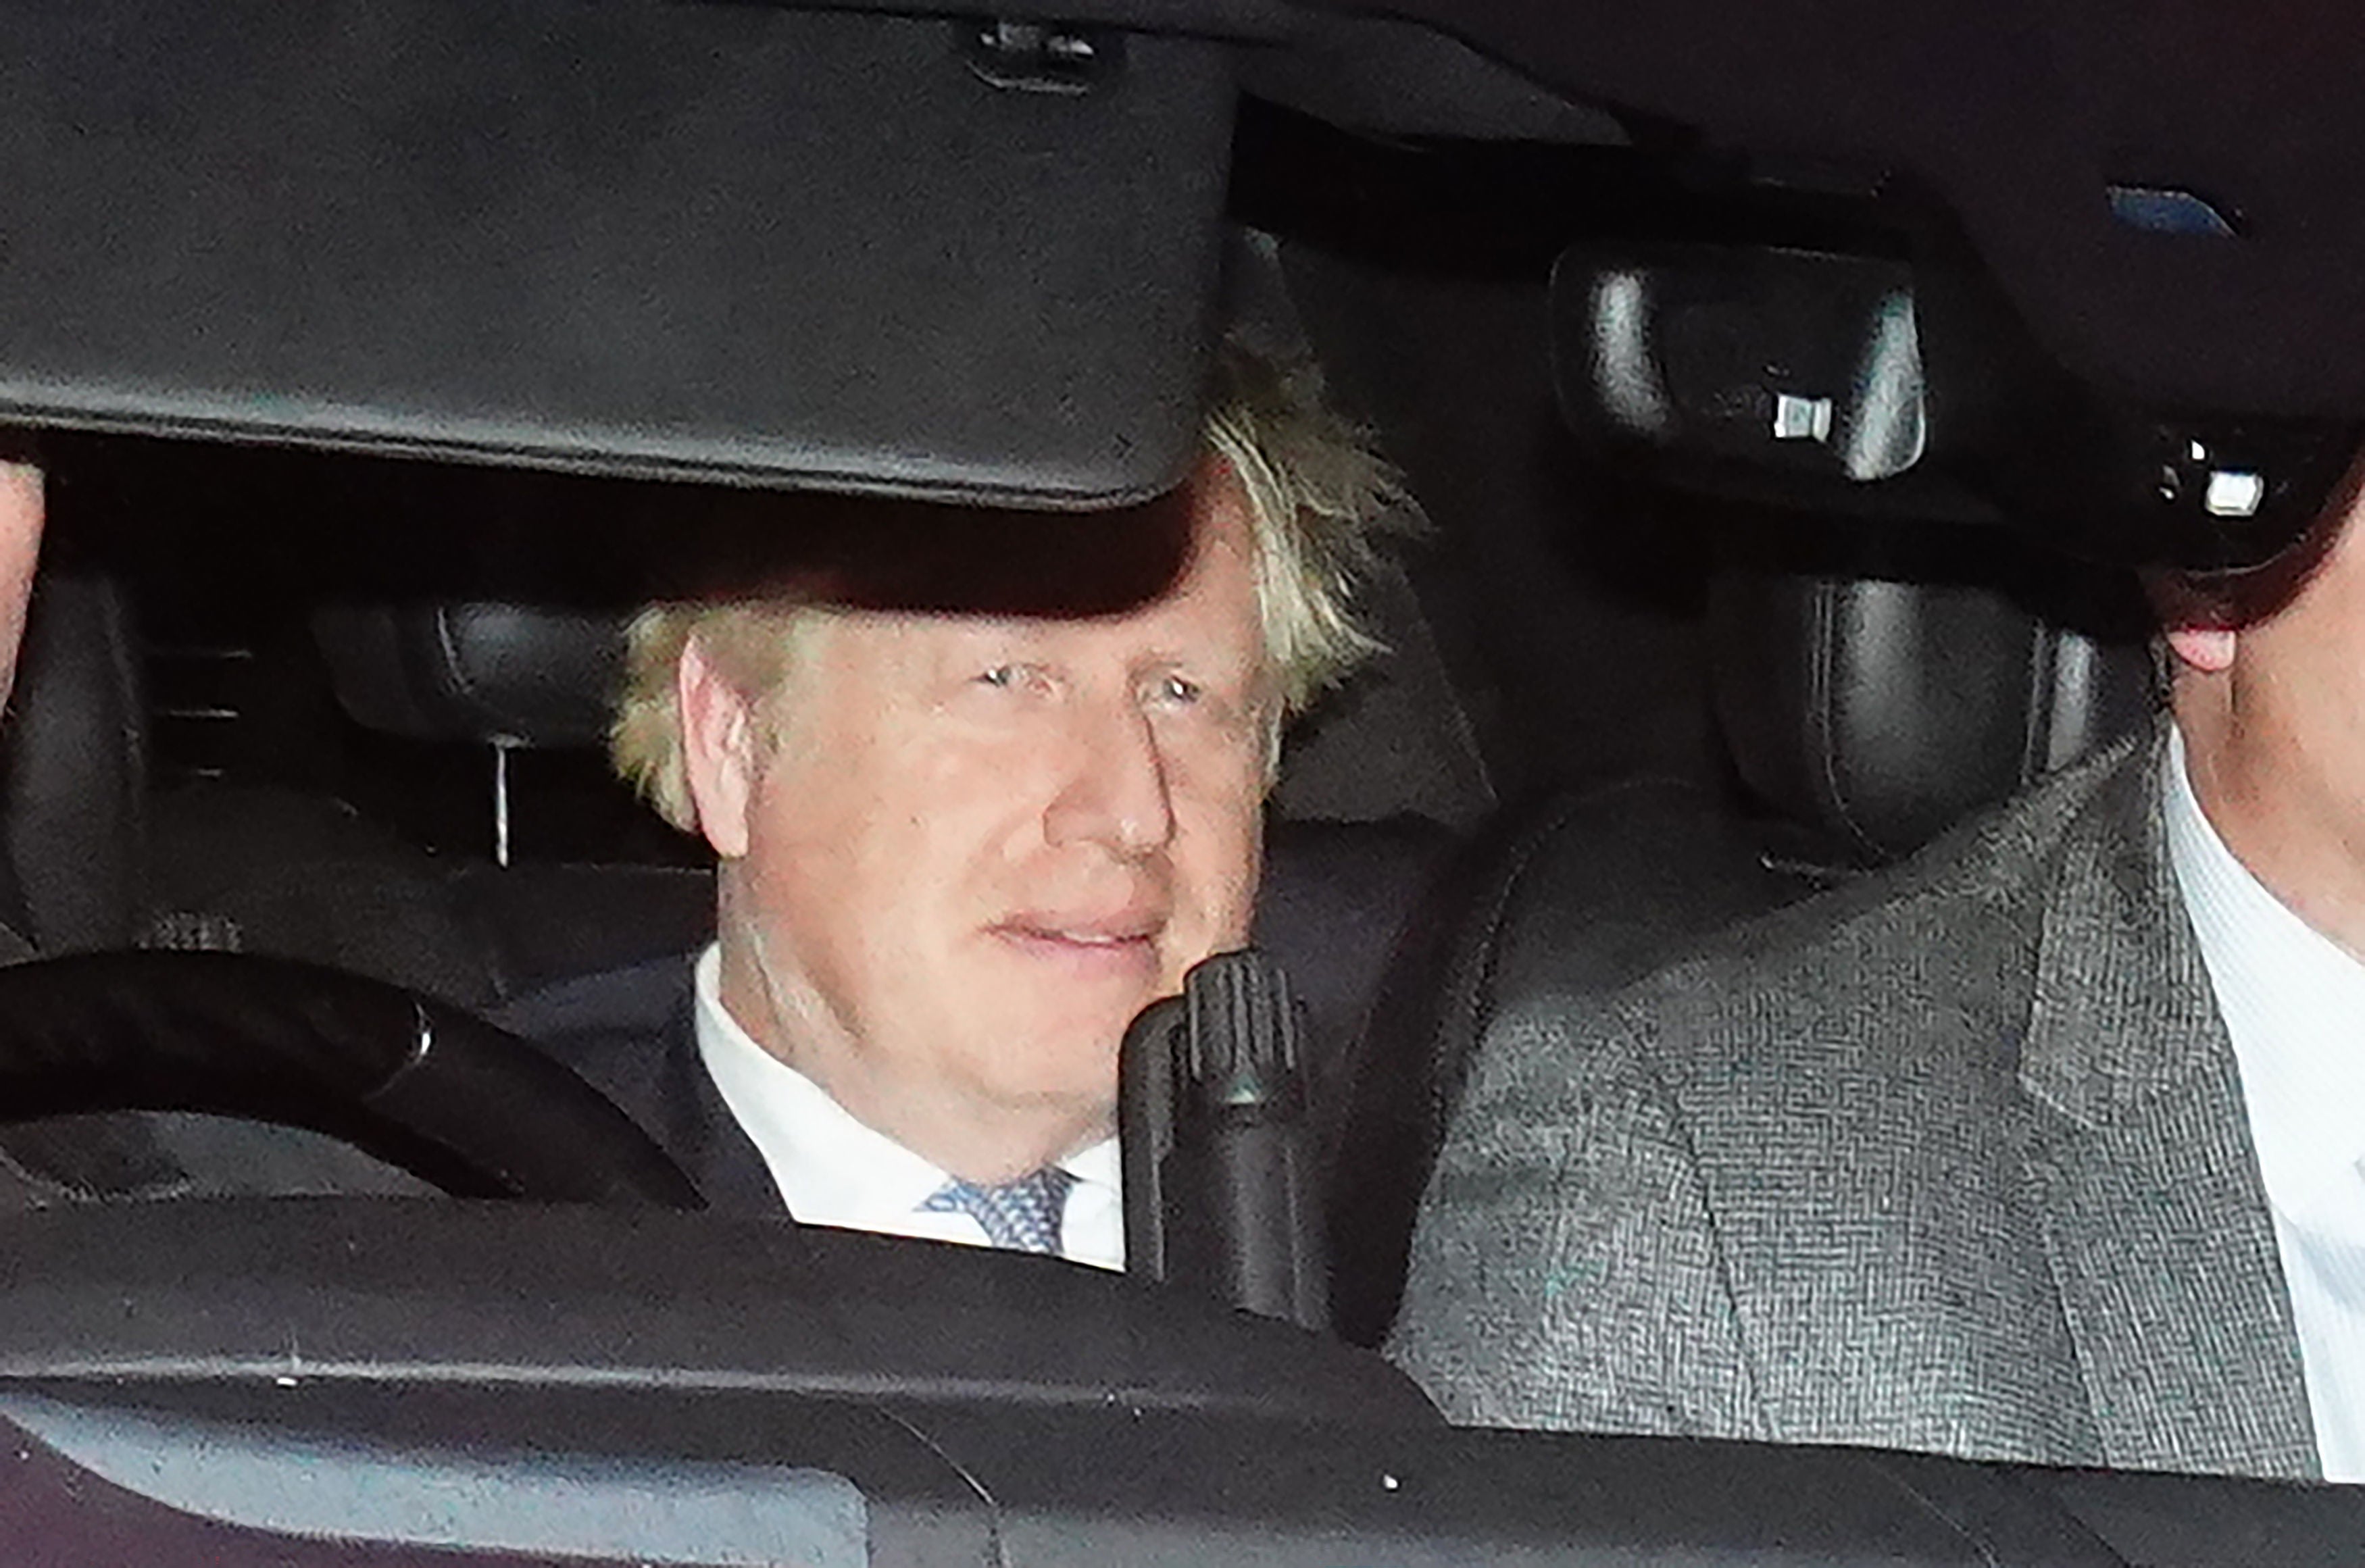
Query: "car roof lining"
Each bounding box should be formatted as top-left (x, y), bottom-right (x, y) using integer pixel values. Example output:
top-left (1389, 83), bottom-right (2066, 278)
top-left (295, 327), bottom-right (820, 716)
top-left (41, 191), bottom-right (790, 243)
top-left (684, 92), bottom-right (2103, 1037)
top-left (1329, 0), bottom-right (2365, 419)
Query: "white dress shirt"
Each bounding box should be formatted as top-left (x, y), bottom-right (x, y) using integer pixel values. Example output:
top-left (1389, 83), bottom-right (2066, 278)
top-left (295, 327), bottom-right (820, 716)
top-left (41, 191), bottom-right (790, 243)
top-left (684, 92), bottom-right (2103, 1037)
top-left (690, 945), bottom-right (1124, 1270)
top-left (2165, 731), bottom-right (2365, 1481)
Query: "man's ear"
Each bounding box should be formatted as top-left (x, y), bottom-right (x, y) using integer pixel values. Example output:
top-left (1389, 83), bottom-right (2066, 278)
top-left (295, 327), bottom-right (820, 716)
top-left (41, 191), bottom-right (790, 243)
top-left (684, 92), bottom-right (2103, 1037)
top-left (2164, 624), bottom-right (2238, 676)
top-left (676, 636), bottom-right (761, 860)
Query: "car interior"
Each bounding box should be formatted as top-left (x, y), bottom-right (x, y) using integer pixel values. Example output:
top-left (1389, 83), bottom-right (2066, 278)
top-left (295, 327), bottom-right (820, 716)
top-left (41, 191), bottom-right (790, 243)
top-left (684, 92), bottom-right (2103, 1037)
top-left (5, 0), bottom-right (2365, 1562)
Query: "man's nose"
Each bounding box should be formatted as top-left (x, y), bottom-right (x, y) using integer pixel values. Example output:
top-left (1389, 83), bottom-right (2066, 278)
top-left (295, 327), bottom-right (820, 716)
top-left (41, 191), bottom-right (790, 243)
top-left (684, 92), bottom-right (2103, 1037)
top-left (1044, 693), bottom-right (1176, 857)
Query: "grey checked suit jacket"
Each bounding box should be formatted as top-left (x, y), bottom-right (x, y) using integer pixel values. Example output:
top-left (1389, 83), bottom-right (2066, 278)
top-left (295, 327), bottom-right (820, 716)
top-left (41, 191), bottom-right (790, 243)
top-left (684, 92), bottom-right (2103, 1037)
top-left (1389, 728), bottom-right (2322, 1480)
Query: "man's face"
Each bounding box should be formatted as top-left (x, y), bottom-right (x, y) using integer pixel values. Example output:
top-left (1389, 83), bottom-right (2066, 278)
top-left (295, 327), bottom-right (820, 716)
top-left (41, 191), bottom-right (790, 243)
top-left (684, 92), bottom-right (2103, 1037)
top-left (685, 467), bottom-right (1271, 1179)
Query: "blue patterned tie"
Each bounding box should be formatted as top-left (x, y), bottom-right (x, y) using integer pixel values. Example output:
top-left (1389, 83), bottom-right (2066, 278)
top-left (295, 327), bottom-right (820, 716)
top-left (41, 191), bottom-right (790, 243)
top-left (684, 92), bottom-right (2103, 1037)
top-left (920, 1166), bottom-right (1077, 1255)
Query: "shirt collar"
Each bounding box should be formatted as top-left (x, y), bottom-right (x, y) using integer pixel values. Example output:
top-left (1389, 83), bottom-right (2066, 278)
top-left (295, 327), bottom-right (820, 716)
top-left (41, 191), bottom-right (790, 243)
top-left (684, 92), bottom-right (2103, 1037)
top-left (2164, 729), bottom-right (2365, 1223)
top-left (688, 945), bottom-right (1120, 1228)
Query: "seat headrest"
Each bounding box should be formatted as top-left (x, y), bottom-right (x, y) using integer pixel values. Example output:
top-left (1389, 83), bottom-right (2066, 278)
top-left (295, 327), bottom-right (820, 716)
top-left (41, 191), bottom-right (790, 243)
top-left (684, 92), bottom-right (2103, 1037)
top-left (312, 603), bottom-right (621, 749)
top-left (1709, 570), bottom-right (2154, 863)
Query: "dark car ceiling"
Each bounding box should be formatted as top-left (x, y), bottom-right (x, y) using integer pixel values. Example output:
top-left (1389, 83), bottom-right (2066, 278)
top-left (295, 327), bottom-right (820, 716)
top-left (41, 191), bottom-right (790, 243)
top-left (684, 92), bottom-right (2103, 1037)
top-left (985, 0), bottom-right (2365, 422)
top-left (1293, 0), bottom-right (2365, 420)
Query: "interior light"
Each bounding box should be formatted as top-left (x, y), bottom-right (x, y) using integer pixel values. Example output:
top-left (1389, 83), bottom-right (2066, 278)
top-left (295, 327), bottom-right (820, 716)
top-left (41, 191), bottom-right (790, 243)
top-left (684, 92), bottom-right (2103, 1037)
top-left (1772, 393), bottom-right (1833, 442)
top-left (2204, 470), bottom-right (2266, 517)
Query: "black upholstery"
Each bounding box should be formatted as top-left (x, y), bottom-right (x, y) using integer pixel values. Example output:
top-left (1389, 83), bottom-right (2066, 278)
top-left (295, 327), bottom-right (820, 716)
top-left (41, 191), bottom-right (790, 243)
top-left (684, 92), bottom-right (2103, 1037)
top-left (143, 786), bottom-right (499, 1006)
top-left (312, 602), bottom-right (620, 749)
top-left (1254, 814), bottom-right (1455, 1145)
top-left (1271, 563), bottom-right (1497, 831)
top-left (139, 604), bottom-right (679, 1009)
top-left (1712, 574), bottom-right (2156, 865)
top-left (0, 572), bottom-right (147, 955)
top-left (0, 575), bottom-right (447, 1211)
top-left (142, 792), bottom-right (716, 1014)
top-left (1326, 562), bottom-right (2157, 1347)
top-left (452, 863), bottom-right (715, 1003)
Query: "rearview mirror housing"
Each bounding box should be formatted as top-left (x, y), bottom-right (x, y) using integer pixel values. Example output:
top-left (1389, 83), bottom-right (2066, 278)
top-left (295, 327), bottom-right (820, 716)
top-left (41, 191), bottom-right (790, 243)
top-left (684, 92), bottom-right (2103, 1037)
top-left (1550, 240), bottom-right (2360, 572)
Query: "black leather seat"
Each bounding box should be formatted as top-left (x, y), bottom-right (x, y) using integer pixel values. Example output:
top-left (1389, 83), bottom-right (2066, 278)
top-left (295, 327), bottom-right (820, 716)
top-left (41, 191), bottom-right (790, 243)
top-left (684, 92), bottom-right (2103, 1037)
top-left (0, 569), bottom-right (449, 1205)
top-left (1325, 557), bottom-right (2155, 1347)
top-left (0, 571), bottom-right (149, 957)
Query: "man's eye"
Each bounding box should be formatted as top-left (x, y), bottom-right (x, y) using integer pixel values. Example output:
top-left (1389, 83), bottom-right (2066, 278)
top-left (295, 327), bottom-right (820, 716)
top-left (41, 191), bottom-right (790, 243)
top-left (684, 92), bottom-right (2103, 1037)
top-left (1153, 674), bottom-right (1203, 706)
top-left (976, 665), bottom-right (1018, 689)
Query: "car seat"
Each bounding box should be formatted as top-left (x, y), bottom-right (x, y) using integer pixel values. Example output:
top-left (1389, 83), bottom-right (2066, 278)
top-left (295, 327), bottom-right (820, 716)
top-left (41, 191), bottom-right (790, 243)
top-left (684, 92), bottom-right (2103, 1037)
top-left (306, 598), bottom-right (720, 1003)
top-left (0, 570), bottom-right (149, 958)
top-left (0, 567), bottom-right (445, 1205)
top-left (1325, 549), bottom-right (2155, 1346)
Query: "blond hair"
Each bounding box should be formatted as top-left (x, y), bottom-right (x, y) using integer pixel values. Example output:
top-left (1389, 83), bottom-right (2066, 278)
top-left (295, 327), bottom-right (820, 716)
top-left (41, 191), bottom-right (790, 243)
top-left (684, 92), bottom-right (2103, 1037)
top-left (613, 338), bottom-right (1409, 832)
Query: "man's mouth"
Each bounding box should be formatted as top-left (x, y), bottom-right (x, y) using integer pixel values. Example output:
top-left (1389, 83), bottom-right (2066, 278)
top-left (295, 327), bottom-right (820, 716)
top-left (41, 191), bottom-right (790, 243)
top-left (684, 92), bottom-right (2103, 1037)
top-left (991, 914), bottom-right (1166, 973)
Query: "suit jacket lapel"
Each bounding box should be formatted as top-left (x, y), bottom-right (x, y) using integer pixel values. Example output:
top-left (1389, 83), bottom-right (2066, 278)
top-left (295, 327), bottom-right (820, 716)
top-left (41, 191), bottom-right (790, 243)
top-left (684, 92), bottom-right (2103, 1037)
top-left (2018, 734), bottom-right (2317, 1479)
top-left (648, 1001), bottom-right (787, 1216)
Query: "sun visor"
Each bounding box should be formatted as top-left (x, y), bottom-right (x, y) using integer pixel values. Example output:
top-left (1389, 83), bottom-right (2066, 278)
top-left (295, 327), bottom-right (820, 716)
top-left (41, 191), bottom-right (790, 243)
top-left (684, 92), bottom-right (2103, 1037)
top-left (1550, 241), bottom-right (2362, 572)
top-left (0, 1), bottom-right (1237, 506)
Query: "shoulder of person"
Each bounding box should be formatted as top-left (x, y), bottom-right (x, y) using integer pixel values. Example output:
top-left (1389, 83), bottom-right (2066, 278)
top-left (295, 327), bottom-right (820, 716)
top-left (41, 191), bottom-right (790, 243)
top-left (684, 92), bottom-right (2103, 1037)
top-left (483, 954), bottom-right (701, 1138)
top-left (490, 953), bottom-right (694, 1040)
top-left (1393, 742), bottom-right (2157, 1434)
top-left (1598, 728), bottom-right (2159, 1069)
top-left (486, 951), bottom-right (698, 1094)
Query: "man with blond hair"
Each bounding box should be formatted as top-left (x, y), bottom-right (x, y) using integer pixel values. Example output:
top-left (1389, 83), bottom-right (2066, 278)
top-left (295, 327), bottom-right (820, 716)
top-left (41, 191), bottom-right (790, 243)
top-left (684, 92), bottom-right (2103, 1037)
top-left (503, 343), bottom-right (1404, 1265)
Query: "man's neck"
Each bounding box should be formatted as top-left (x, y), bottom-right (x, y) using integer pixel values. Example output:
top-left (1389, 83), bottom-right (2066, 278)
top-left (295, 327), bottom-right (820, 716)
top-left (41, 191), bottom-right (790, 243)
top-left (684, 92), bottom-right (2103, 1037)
top-left (712, 937), bottom-right (1110, 1184)
top-left (2174, 705), bottom-right (2365, 965)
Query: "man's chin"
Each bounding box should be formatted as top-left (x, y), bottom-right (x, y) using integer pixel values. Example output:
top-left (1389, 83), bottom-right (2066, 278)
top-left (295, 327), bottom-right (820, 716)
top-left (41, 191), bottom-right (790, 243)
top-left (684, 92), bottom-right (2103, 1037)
top-left (948, 1012), bottom-right (1137, 1105)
